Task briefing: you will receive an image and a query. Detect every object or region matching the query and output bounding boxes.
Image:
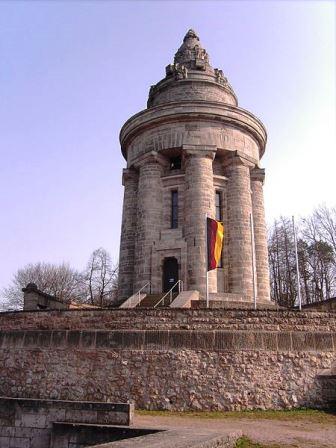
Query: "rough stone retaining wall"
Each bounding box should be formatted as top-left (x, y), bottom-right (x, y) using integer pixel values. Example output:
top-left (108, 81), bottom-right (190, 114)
top-left (0, 309), bottom-right (335, 411)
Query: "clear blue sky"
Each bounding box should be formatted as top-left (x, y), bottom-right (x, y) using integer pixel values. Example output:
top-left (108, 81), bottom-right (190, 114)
top-left (0, 0), bottom-right (335, 296)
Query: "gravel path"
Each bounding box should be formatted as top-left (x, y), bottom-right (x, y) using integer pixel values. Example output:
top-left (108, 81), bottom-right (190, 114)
top-left (135, 414), bottom-right (336, 447)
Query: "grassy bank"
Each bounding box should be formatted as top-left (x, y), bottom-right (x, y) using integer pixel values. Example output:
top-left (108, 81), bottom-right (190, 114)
top-left (136, 408), bottom-right (335, 424)
top-left (234, 436), bottom-right (284, 448)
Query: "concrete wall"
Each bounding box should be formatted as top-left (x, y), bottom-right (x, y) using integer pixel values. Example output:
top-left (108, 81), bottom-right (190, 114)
top-left (0, 309), bottom-right (335, 412)
top-left (51, 424), bottom-right (158, 448)
top-left (0, 397), bottom-right (133, 448)
top-left (22, 284), bottom-right (69, 311)
top-left (302, 298), bottom-right (336, 312)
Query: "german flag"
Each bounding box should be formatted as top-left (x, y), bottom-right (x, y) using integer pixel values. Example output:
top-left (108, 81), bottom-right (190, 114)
top-left (207, 217), bottom-right (224, 271)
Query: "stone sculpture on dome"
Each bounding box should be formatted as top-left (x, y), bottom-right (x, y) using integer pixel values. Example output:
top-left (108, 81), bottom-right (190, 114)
top-left (174, 29), bottom-right (210, 70)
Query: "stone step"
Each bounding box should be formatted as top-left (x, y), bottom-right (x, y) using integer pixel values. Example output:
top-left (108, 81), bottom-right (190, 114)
top-left (137, 294), bottom-right (162, 308)
top-left (119, 293), bottom-right (146, 308)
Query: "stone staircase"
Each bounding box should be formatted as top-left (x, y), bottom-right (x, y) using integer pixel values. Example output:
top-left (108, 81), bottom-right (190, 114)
top-left (136, 294), bottom-right (165, 308)
top-left (136, 293), bottom-right (178, 308)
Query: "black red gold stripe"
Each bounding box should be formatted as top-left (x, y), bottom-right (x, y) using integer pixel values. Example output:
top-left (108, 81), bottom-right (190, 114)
top-left (207, 217), bottom-right (224, 271)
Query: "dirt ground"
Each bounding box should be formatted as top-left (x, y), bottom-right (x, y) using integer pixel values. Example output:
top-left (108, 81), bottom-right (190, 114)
top-left (135, 413), bottom-right (336, 447)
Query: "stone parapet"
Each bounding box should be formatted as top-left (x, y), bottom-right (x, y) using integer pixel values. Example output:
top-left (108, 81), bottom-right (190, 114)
top-left (302, 297), bottom-right (336, 312)
top-left (192, 300), bottom-right (279, 310)
top-left (1, 308), bottom-right (335, 332)
top-left (170, 290), bottom-right (200, 308)
top-left (22, 283), bottom-right (69, 311)
top-left (92, 427), bottom-right (241, 448)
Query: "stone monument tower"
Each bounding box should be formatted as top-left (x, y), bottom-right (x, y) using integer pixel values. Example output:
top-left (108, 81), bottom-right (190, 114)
top-left (118, 29), bottom-right (270, 305)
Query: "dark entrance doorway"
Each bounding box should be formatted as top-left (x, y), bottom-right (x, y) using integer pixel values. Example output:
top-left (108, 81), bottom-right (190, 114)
top-left (163, 257), bottom-right (179, 292)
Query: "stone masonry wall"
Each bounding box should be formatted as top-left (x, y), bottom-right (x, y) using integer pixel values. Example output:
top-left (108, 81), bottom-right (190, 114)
top-left (126, 120), bottom-right (260, 169)
top-left (0, 309), bottom-right (335, 412)
top-left (1, 309), bottom-right (335, 332)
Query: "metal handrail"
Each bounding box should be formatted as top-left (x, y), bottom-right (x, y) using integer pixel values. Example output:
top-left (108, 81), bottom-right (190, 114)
top-left (154, 280), bottom-right (183, 308)
top-left (131, 281), bottom-right (151, 308)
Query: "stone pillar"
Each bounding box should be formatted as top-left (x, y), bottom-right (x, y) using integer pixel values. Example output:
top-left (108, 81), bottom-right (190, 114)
top-left (184, 145), bottom-right (216, 296)
top-left (251, 168), bottom-right (271, 301)
top-left (22, 282), bottom-right (40, 310)
top-left (224, 153), bottom-right (254, 299)
top-left (133, 152), bottom-right (165, 292)
top-left (118, 168), bottom-right (139, 300)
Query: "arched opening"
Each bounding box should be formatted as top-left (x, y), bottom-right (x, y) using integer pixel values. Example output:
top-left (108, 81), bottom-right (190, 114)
top-left (162, 257), bottom-right (179, 292)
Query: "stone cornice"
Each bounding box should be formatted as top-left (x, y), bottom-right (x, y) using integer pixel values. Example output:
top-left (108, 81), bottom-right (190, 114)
top-left (132, 151), bottom-right (169, 169)
top-left (222, 150), bottom-right (258, 169)
top-left (251, 168), bottom-right (266, 184)
top-left (213, 174), bottom-right (228, 187)
top-left (120, 101), bottom-right (267, 159)
top-left (183, 144), bottom-right (216, 160)
top-left (122, 168), bottom-right (138, 186)
top-left (161, 173), bottom-right (185, 182)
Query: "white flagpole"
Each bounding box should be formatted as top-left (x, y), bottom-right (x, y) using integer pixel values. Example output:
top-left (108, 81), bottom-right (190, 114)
top-left (292, 216), bottom-right (302, 311)
top-left (250, 213), bottom-right (257, 310)
top-left (205, 214), bottom-right (209, 308)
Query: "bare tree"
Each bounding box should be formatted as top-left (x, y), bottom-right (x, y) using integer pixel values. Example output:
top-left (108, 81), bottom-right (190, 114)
top-left (1, 262), bottom-right (83, 310)
top-left (302, 204), bottom-right (336, 260)
top-left (1, 247), bottom-right (119, 311)
top-left (83, 248), bottom-right (118, 307)
top-left (268, 217), bottom-right (297, 307)
top-left (268, 205), bottom-right (336, 307)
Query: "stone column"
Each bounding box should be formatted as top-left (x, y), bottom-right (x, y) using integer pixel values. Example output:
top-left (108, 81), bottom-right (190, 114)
top-left (251, 168), bottom-right (271, 301)
top-left (224, 152), bottom-right (254, 299)
top-left (118, 168), bottom-right (139, 301)
top-left (133, 152), bottom-right (165, 293)
top-left (184, 145), bottom-right (216, 296)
